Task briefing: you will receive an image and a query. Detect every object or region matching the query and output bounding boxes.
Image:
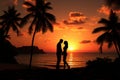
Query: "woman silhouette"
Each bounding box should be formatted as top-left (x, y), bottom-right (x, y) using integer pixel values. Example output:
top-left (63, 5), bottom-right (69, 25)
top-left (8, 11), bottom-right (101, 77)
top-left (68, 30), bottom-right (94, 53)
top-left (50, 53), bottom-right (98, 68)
top-left (63, 41), bottom-right (70, 69)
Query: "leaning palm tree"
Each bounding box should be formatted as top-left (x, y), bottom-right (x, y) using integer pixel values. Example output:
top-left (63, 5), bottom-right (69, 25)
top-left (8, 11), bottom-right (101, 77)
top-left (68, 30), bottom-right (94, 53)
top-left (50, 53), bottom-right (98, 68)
top-left (92, 10), bottom-right (120, 58)
top-left (22, 0), bottom-right (56, 69)
top-left (0, 6), bottom-right (22, 36)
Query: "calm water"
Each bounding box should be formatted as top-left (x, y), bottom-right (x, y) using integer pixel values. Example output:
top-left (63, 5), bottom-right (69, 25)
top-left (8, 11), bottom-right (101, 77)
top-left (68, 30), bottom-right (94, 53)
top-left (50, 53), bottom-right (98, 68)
top-left (15, 52), bottom-right (118, 69)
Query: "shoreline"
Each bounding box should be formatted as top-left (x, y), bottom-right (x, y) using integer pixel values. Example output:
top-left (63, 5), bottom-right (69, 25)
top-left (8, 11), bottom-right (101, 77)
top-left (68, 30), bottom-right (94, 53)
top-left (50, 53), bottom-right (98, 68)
top-left (0, 63), bottom-right (85, 71)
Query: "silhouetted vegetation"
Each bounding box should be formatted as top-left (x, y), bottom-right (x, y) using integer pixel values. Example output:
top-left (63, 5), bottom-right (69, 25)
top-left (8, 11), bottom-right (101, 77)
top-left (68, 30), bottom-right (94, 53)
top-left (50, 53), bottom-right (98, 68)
top-left (22, 0), bottom-right (56, 69)
top-left (0, 28), bottom-right (18, 63)
top-left (0, 6), bottom-right (23, 36)
top-left (76, 57), bottom-right (120, 80)
top-left (86, 57), bottom-right (112, 67)
top-left (92, 10), bottom-right (120, 58)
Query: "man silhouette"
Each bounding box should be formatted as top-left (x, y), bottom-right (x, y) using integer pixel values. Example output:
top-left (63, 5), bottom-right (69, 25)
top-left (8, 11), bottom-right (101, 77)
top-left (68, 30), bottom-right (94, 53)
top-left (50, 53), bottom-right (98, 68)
top-left (56, 39), bottom-right (63, 69)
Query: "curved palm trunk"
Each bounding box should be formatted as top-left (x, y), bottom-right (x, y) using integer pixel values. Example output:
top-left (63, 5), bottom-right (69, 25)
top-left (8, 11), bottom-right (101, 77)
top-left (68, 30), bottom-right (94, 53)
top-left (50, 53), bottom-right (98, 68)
top-left (113, 41), bottom-right (120, 58)
top-left (113, 32), bottom-right (120, 58)
top-left (29, 31), bottom-right (36, 69)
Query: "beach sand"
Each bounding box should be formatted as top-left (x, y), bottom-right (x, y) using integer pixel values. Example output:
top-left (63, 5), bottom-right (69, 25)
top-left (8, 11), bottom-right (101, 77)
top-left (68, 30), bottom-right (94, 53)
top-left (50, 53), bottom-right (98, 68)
top-left (0, 63), bottom-right (120, 80)
top-left (0, 64), bottom-right (84, 80)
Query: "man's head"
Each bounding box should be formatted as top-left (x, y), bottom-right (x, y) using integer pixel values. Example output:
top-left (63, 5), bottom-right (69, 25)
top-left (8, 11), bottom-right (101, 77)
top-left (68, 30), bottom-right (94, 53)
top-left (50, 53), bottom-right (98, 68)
top-left (59, 39), bottom-right (63, 43)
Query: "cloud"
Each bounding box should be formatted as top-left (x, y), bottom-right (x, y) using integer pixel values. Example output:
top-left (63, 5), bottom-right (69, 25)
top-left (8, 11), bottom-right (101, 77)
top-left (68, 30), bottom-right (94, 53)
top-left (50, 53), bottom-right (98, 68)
top-left (98, 5), bottom-right (110, 15)
top-left (77, 27), bottom-right (83, 30)
top-left (63, 12), bottom-right (87, 25)
top-left (97, 0), bottom-right (120, 15)
top-left (80, 40), bottom-right (91, 44)
top-left (98, 5), bottom-right (120, 15)
top-left (104, 0), bottom-right (120, 10)
top-left (63, 20), bottom-right (85, 25)
top-left (13, 0), bottom-right (18, 5)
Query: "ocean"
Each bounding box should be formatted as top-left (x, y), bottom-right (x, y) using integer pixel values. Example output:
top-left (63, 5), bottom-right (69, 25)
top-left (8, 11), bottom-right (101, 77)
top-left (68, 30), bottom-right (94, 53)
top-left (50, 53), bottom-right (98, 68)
top-left (15, 52), bottom-right (118, 69)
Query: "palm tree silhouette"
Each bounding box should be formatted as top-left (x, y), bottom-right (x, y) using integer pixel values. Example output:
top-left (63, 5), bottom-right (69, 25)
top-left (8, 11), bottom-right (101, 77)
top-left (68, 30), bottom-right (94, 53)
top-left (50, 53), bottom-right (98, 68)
top-left (22, 0), bottom-right (56, 69)
top-left (92, 10), bottom-right (120, 57)
top-left (0, 6), bottom-right (22, 36)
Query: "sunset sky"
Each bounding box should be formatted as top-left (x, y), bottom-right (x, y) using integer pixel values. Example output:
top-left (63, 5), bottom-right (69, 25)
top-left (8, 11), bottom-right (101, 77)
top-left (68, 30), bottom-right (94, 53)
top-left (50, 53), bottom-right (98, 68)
top-left (0, 0), bottom-right (120, 52)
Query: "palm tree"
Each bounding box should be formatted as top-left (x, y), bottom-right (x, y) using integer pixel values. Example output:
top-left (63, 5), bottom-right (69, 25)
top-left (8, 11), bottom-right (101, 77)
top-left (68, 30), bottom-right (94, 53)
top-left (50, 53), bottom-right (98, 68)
top-left (92, 10), bottom-right (120, 57)
top-left (0, 6), bottom-right (22, 36)
top-left (22, 0), bottom-right (56, 69)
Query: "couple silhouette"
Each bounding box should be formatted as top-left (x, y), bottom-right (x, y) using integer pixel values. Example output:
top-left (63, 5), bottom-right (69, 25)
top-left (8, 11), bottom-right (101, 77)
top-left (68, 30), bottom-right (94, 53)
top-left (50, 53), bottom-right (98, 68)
top-left (56, 39), bottom-right (70, 69)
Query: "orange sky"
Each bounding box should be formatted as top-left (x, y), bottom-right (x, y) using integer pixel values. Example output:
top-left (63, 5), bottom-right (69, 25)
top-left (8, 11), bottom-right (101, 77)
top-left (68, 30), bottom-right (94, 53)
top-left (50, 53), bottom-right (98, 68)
top-left (1, 0), bottom-right (120, 52)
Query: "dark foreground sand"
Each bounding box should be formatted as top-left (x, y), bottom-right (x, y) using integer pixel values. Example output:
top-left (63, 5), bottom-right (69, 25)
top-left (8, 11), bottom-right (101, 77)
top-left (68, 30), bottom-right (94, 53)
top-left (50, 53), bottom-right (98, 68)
top-left (0, 64), bottom-right (120, 80)
top-left (0, 64), bottom-right (84, 80)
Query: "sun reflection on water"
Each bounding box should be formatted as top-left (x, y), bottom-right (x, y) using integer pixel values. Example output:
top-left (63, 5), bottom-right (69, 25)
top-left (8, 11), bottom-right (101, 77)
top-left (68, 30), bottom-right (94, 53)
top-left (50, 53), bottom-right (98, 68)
top-left (68, 52), bottom-right (74, 66)
top-left (67, 52), bottom-right (86, 68)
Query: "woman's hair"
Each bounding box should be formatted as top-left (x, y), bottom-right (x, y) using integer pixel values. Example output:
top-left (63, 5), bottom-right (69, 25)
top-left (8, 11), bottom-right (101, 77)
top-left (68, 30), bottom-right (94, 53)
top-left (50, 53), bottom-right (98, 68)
top-left (64, 41), bottom-right (68, 44)
top-left (64, 41), bottom-right (68, 47)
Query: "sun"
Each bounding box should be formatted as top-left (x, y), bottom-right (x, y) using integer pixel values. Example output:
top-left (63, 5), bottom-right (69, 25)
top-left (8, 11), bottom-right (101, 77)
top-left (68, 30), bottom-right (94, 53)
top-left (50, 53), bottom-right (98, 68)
top-left (67, 42), bottom-right (78, 52)
top-left (68, 46), bottom-right (75, 52)
top-left (69, 47), bottom-right (74, 51)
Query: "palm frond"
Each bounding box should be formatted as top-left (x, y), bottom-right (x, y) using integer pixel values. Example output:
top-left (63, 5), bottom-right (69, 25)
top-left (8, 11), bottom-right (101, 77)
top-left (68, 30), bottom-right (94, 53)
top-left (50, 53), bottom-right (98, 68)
top-left (27, 7), bottom-right (36, 12)
top-left (4, 24), bottom-right (10, 35)
top-left (16, 13), bottom-right (21, 17)
top-left (45, 2), bottom-right (52, 10)
top-left (3, 10), bottom-right (8, 15)
top-left (21, 13), bottom-right (33, 26)
top-left (23, 2), bottom-right (34, 7)
top-left (92, 26), bottom-right (108, 33)
top-left (46, 19), bottom-right (53, 32)
top-left (46, 13), bottom-right (56, 23)
top-left (28, 17), bottom-right (36, 34)
top-left (109, 10), bottom-right (118, 22)
top-left (12, 23), bottom-right (20, 36)
top-left (15, 21), bottom-right (21, 28)
top-left (41, 20), bottom-right (47, 34)
top-left (96, 32), bottom-right (109, 44)
top-left (98, 18), bottom-right (109, 25)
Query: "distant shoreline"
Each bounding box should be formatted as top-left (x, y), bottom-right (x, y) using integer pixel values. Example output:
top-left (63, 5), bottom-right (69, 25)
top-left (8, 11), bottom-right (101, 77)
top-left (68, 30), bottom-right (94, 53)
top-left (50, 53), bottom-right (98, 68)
top-left (16, 46), bottom-right (45, 54)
